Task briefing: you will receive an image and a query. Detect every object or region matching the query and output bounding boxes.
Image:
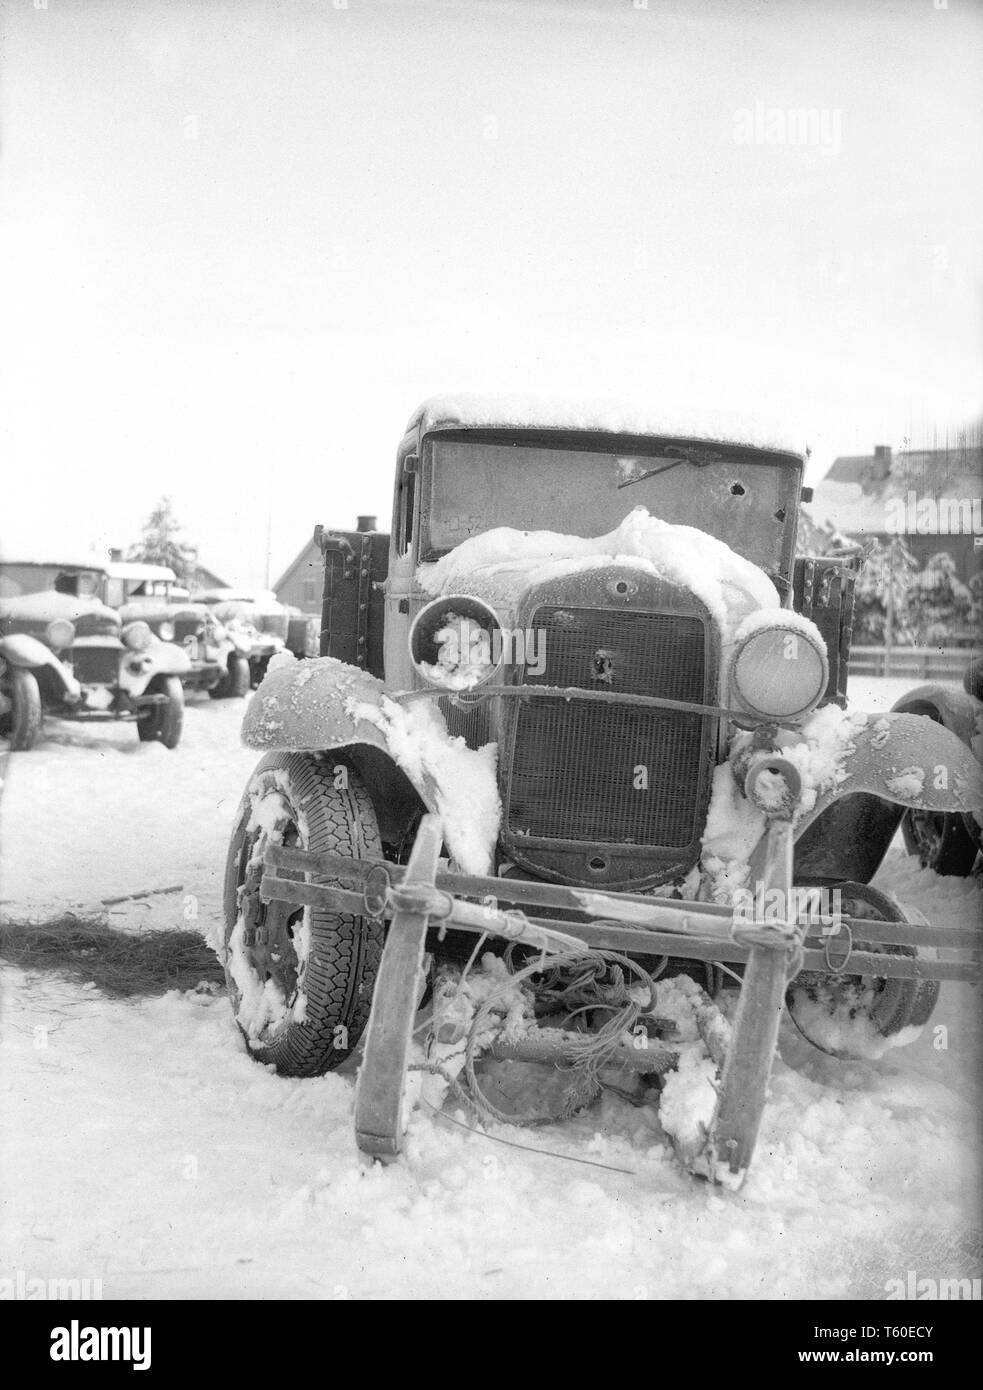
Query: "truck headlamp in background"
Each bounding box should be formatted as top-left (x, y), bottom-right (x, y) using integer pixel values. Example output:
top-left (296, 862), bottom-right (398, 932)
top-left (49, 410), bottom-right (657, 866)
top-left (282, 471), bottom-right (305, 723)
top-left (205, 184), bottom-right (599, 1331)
top-left (157, 619), bottom-right (176, 642)
top-left (45, 619), bottom-right (76, 651)
top-left (729, 623), bottom-right (828, 721)
top-left (122, 621), bottom-right (153, 652)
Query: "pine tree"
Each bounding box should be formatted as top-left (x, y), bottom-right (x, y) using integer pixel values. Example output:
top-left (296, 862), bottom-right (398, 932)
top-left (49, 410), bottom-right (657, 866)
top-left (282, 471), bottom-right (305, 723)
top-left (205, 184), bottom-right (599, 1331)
top-left (906, 550), bottom-right (973, 646)
top-left (852, 536), bottom-right (918, 645)
top-left (128, 498), bottom-right (199, 588)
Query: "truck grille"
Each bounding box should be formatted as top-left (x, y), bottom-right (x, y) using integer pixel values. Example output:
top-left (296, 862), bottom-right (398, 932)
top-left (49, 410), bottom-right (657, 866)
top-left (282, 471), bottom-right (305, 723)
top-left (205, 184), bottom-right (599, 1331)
top-left (73, 646), bottom-right (120, 686)
top-left (506, 606), bottom-right (709, 850)
top-left (172, 614), bottom-right (204, 643)
top-left (74, 613), bottom-right (119, 639)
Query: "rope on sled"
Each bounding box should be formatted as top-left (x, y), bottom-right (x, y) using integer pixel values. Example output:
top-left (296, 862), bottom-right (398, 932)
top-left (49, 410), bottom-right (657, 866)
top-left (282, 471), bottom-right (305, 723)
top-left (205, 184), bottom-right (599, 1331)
top-left (459, 948), bottom-right (665, 1128)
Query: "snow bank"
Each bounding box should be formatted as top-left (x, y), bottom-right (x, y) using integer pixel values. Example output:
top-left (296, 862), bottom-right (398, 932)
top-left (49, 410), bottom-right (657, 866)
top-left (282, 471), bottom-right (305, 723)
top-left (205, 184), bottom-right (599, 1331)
top-left (408, 392), bottom-right (804, 457)
top-left (788, 984), bottom-right (925, 1062)
top-left (419, 506), bottom-right (778, 639)
top-left (349, 695), bottom-right (501, 875)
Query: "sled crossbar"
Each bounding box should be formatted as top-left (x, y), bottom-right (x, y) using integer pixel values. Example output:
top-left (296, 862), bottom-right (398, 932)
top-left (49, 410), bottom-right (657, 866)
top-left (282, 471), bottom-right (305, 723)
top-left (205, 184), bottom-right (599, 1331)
top-left (272, 813), bottom-right (973, 1190)
top-left (260, 850), bottom-right (980, 983)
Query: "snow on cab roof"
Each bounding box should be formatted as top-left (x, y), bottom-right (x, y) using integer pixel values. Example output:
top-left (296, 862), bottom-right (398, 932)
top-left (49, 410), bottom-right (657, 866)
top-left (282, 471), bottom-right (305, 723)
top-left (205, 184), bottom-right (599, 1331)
top-left (0, 554), bottom-right (109, 571)
top-left (197, 588), bottom-right (282, 609)
top-left (104, 562), bottom-right (177, 582)
top-left (407, 393), bottom-right (805, 458)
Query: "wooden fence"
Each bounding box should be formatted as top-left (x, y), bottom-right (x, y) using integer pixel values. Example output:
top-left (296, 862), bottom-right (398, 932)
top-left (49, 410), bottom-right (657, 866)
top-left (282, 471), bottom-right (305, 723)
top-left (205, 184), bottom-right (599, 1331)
top-left (850, 645), bottom-right (980, 680)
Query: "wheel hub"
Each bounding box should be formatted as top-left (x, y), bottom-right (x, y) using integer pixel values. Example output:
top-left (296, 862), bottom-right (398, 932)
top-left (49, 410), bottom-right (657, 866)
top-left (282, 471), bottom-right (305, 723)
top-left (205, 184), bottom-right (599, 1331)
top-left (238, 822), bottom-right (305, 1000)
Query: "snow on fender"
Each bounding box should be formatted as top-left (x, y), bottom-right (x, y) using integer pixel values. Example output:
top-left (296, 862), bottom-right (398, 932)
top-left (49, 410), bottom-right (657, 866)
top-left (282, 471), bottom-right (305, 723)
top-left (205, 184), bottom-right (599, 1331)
top-left (796, 709), bottom-right (983, 833)
top-left (241, 655), bottom-right (502, 875)
top-left (241, 655), bottom-right (393, 754)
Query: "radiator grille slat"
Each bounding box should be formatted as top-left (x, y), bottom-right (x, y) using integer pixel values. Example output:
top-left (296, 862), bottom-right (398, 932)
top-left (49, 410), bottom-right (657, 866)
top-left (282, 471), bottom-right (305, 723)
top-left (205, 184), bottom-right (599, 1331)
top-left (72, 648), bottom-right (120, 686)
top-left (173, 616), bottom-right (203, 642)
top-left (507, 606), bottom-right (709, 849)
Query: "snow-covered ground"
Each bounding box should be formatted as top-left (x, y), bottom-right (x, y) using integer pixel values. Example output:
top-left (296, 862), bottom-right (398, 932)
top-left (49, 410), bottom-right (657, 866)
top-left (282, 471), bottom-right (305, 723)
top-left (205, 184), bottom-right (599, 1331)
top-left (1, 681), bottom-right (980, 1299)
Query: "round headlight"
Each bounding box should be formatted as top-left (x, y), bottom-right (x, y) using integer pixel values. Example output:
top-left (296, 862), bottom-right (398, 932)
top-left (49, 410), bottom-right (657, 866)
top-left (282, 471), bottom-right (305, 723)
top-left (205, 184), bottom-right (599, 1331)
top-left (122, 620), bottom-right (153, 652)
top-left (45, 619), bottom-right (76, 651)
top-left (730, 623), bottom-right (828, 721)
top-left (157, 619), bottom-right (175, 642)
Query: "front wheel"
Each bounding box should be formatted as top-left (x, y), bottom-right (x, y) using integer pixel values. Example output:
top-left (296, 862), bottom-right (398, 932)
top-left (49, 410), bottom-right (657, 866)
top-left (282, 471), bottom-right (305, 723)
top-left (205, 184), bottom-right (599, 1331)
top-left (785, 882), bottom-right (939, 1061)
top-left (208, 653), bottom-right (251, 700)
top-left (1, 666), bottom-right (42, 751)
top-left (221, 752), bottom-right (384, 1076)
top-left (901, 807), bottom-right (979, 876)
top-left (137, 675), bottom-right (184, 749)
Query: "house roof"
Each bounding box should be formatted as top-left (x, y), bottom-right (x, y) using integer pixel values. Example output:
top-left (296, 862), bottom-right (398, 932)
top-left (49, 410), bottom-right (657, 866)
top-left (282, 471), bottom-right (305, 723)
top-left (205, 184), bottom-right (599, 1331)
top-left (273, 539), bottom-right (321, 594)
top-left (192, 563), bottom-right (228, 589)
top-left (809, 444), bottom-right (983, 536)
top-left (104, 561), bottom-right (177, 583)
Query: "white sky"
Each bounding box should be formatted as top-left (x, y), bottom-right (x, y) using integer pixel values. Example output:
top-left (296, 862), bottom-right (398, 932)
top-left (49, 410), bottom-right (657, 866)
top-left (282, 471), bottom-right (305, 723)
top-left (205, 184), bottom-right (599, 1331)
top-left (2, 0), bottom-right (981, 587)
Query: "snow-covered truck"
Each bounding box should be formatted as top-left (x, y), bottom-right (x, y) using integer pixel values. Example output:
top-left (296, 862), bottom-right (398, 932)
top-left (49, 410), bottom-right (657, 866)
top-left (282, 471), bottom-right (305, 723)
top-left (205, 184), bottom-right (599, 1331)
top-left (196, 590), bottom-right (313, 687)
top-left (0, 559), bottom-right (190, 750)
top-left (217, 396), bottom-right (982, 1187)
top-left (892, 655), bottom-right (983, 875)
top-left (102, 563), bottom-right (251, 700)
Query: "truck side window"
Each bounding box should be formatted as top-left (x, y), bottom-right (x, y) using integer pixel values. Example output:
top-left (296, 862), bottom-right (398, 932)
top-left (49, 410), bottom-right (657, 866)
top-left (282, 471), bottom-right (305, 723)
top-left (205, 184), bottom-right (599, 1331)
top-left (398, 461), bottom-right (417, 555)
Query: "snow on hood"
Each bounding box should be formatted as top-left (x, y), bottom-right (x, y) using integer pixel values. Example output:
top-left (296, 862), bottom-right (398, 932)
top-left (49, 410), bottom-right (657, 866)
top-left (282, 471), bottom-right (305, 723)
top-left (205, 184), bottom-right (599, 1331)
top-left (418, 506), bottom-right (779, 638)
top-left (0, 590), bottom-right (118, 624)
top-left (408, 392), bottom-right (805, 457)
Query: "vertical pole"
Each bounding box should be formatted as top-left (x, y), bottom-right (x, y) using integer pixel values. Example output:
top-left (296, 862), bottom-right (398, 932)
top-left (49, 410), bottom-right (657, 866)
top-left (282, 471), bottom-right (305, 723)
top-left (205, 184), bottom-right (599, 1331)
top-left (706, 819), bottom-right (798, 1186)
top-left (355, 814), bottom-right (443, 1159)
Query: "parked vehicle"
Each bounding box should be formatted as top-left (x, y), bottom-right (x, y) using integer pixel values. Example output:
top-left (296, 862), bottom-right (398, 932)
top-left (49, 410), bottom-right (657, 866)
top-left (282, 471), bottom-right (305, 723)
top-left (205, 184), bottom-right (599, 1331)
top-left (103, 563), bottom-right (250, 700)
top-left (892, 655), bottom-right (983, 874)
top-left (217, 396), bottom-right (981, 1188)
top-left (0, 561), bottom-right (189, 751)
top-left (196, 589), bottom-right (310, 686)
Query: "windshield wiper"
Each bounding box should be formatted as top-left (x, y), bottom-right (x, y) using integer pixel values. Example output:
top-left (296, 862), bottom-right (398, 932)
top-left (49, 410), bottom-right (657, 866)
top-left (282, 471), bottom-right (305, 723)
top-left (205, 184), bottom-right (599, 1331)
top-left (617, 445), bottom-right (725, 490)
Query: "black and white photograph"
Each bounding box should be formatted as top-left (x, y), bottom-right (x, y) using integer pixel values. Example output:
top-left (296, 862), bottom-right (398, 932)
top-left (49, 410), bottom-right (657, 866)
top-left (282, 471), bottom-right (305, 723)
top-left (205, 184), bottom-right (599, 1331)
top-left (1, 0), bottom-right (981, 1333)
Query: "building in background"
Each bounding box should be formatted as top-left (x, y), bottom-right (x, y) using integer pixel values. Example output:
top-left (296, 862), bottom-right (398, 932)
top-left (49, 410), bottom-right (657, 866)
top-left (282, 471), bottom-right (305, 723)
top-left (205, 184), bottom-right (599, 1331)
top-left (805, 431), bottom-right (982, 581)
top-left (274, 516), bottom-right (379, 616)
top-left (189, 562), bottom-right (229, 593)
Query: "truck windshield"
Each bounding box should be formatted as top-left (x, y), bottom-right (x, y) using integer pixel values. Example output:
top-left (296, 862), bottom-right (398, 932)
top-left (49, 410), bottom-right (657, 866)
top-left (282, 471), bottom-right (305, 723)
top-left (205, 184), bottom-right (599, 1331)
top-left (0, 563), bottom-right (103, 599)
top-left (423, 437), bottom-right (801, 573)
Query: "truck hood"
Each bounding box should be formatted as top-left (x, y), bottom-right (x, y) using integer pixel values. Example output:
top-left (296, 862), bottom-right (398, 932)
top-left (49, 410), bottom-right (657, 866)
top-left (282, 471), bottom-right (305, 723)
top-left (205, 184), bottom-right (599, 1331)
top-left (0, 590), bottom-right (119, 626)
top-left (417, 506), bottom-right (780, 642)
top-left (118, 600), bottom-right (211, 623)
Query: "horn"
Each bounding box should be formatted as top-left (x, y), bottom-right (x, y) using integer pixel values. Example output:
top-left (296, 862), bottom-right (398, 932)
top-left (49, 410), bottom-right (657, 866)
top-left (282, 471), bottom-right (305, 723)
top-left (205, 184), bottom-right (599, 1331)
top-left (409, 595), bottom-right (503, 690)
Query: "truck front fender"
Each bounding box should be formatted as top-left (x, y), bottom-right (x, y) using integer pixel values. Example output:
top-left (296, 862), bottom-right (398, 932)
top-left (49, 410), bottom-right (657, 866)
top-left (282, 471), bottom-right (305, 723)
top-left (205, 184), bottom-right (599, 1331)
top-left (0, 634), bottom-right (80, 699)
top-left (797, 710), bottom-right (983, 836)
top-left (243, 656), bottom-right (393, 755)
top-left (890, 681), bottom-right (980, 750)
top-left (242, 658), bottom-right (502, 876)
top-left (147, 640), bottom-right (192, 677)
top-left (1, 632), bottom-right (62, 671)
